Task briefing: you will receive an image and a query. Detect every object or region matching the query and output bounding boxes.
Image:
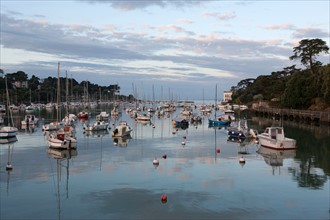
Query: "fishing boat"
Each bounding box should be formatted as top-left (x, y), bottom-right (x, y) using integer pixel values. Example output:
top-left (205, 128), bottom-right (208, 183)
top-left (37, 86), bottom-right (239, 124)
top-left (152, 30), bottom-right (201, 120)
top-left (83, 120), bottom-right (109, 131)
top-left (112, 121), bottom-right (133, 137)
top-left (257, 126), bottom-right (296, 150)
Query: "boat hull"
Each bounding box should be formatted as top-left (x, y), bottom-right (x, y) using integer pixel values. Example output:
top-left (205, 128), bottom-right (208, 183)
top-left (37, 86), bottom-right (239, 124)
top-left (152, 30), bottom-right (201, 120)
top-left (258, 136), bottom-right (296, 150)
top-left (0, 127), bottom-right (18, 138)
top-left (208, 119), bottom-right (230, 127)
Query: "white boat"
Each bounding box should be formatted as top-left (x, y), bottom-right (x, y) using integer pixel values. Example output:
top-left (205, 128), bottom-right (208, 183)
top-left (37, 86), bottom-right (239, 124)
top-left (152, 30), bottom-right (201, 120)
top-left (0, 104), bottom-right (6, 113)
top-left (21, 114), bottom-right (39, 126)
top-left (42, 121), bottom-right (64, 131)
top-left (1, 77), bottom-right (18, 139)
top-left (83, 121), bottom-right (109, 131)
top-left (257, 126), bottom-right (296, 150)
top-left (25, 105), bottom-right (35, 113)
top-left (96, 111), bottom-right (109, 121)
top-left (112, 121), bottom-right (133, 137)
top-left (136, 113), bottom-right (151, 122)
top-left (47, 126), bottom-right (77, 149)
top-left (0, 126), bottom-right (18, 138)
top-left (9, 104), bottom-right (19, 112)
top-left (62, 114), bottom-right (77, 126)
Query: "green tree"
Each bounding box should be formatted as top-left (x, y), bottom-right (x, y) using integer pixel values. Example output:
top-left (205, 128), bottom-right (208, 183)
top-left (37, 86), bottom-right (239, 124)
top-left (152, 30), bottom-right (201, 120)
top-left (290, 38), bottom-right (329, 74)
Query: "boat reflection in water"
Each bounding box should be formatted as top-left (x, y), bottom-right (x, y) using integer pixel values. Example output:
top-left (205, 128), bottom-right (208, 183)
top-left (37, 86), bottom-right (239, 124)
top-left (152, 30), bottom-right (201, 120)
top-left (112, 135), bottom-right (132, 147)
top-left (1, 136), bottom-right (18, 196)
top-left (257, 145), bottom-right (296, 175)
top-left (47, 148), bottom-right (77, 220)
top-left (83, 129), bottom-right (110, 138)
top-left (21, 124), bottom-right (37, 133)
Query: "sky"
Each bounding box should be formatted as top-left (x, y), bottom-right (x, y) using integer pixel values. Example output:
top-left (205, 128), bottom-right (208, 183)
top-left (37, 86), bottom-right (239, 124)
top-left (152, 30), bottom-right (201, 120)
top-left (1, 0), bottom-right (329, 101)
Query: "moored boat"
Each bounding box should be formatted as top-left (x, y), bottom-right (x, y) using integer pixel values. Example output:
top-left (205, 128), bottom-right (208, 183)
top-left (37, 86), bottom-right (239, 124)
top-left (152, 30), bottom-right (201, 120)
top-left (0, 126), bottom-right (18, 138)
top-left (83, 121), bottom-right (109, 131)
top-left (227, 119), bottom-right (257, 140)
top-left (257, 126), bottom-right (296, 150)
top-left (112, 121), bottom-right (133, 137)
top-left (77, 111), bottom-right (89, 119)
top-left (96, 111), bottom-right (109, 121)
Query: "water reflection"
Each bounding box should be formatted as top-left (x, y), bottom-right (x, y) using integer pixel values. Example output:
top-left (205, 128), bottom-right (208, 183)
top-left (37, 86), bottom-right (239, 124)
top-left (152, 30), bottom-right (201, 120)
top-left (1, 137), bottom-right (18, 196)
top-left (21, 124), bottom-right (38, 133)
top-left (257, 146), bottom-right (296, 175)
top-left (47, 148), bottom-right (78, 220)
top-left (1, 104), bottom-right (329, 219)
top-left (112, 135), bottom-right (131, 147)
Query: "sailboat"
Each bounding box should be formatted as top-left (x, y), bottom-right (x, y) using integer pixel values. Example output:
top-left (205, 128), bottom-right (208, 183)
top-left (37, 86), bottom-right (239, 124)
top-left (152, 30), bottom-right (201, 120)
top-left (0, 76), bottom-right (18, 139)
top-left (46, 63), bottom-right (77, 149)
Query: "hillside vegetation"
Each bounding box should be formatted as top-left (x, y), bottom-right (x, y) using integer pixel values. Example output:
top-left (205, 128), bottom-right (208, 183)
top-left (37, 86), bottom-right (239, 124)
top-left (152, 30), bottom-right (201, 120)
top-left (231, 38), bottom-right (330, 111)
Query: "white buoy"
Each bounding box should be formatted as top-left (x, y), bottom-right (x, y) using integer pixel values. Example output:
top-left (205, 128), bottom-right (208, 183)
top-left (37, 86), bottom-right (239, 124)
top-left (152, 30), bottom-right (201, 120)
top-left (114, 142), bottom-right (118, 146)
top-left (6, 163), bottom-right (13, 171)
top-left (239, 156), bottom-right (245, 163)
top-left (153, 158), bottom-right (159, 165)
top-left (181, 141), bottom-right (185, 145)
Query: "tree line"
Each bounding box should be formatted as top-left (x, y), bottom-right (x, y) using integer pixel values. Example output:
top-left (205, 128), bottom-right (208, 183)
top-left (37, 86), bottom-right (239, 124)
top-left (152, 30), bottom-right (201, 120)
top-left (230, 38), bottom-right (330, 111)
top-left (0, 71), bottom-right (134, 105)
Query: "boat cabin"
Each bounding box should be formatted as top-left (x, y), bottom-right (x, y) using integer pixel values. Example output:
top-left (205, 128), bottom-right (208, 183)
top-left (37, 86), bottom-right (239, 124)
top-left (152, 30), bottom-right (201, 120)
top-left (264, 127), bottom-right (285, 140)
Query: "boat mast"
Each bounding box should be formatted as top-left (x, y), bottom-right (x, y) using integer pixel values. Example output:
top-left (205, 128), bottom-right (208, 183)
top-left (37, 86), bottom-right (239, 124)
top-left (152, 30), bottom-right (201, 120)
top-left (215, 84), bottom-right (217, 119)
top-left (57, 62), bottom-right (60, 121)
top-left (5, 76), bottom-right (14, 127)
top-left (66, 70), bottom-right (69, 114)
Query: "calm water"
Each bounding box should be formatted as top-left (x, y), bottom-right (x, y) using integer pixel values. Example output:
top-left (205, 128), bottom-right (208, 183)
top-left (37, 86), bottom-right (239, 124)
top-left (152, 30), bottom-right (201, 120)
top-left (1, 103), bottom-right (329, 220)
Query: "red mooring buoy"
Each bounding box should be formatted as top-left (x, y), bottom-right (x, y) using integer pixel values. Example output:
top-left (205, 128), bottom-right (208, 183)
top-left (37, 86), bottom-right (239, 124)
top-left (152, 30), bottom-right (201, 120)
top-left (162, 154), bottom-right (167, 159)
top-left (216, 148), bottom-right (220, 154)
top-left (161, 194), bottom-right (167, 203)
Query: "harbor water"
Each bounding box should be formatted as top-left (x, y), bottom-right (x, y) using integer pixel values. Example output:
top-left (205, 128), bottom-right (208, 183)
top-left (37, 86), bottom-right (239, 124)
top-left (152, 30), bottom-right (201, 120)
top-left (1, 103), bottom-right (329, 219)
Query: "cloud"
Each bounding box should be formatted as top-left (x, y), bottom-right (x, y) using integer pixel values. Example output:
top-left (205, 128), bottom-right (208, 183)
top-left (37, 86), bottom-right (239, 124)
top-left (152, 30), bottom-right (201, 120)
top-left (203, 11), bottom-right (236, 21)
top-left (80, 0), bottom-right (205, 11)
top-left (177, 19), bottom-right (194, 24)
top-left (262, 24), bottom-right (296, 30)
top-left (292, 28), bottom-right (329, 39)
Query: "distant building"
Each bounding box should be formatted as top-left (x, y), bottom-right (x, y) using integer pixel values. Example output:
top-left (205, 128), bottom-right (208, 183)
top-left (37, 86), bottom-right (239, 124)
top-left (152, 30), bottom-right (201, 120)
top-left (223, 91), bottom-right (232, 103)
